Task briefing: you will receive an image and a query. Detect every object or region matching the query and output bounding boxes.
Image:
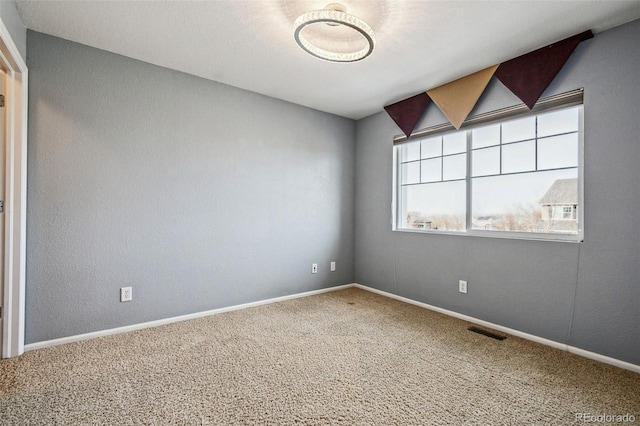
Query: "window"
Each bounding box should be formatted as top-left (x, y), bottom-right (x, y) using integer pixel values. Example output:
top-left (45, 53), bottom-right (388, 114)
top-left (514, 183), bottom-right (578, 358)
top-left (562, 206), bottom-right (577, 220)
top-left (394, 92), bottom-right (583, 241)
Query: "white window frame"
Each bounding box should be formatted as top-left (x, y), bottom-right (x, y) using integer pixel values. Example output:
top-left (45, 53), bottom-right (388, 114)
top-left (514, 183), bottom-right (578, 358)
top-left (392, 89), bottom-right (584, 243)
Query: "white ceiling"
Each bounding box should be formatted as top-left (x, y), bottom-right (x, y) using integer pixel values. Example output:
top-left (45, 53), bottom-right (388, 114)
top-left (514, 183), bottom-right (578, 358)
top-left (15, 0), bottom-right (640, 120)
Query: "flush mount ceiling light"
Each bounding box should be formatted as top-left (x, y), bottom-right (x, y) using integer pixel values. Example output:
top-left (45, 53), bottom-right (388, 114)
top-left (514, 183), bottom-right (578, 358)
top-left (294, 3), bottom-right (375, 62)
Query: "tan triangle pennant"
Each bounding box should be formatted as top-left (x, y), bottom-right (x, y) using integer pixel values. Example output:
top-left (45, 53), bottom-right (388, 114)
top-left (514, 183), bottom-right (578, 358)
top-left (427, 65), bottom-right (499, 129)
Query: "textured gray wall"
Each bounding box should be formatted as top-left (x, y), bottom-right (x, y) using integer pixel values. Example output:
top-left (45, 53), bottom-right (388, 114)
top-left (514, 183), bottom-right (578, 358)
top-left (0, 0), bottom-right (26, 60)
top-left (355, 19), bottom-right (640, 365)
top-left (26, 31), bottom-right (356, 343)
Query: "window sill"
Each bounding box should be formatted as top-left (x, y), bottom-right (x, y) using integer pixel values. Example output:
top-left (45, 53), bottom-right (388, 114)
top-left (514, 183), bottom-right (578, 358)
top-left (392, 227), bottom-right (583, 243)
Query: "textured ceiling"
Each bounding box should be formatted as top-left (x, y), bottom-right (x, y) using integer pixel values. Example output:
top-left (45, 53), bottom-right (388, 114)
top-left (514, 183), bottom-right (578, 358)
top-left (15, 0), bottom-right (640, 120)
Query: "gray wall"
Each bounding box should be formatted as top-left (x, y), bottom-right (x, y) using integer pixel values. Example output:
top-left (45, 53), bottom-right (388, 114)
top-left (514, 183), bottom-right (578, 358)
top-left (26, 31), bottom-right (356, 343)
top-left (355, 19), bottom-right (640, 365)
top-left (0, 0), bottom-right (26, 60)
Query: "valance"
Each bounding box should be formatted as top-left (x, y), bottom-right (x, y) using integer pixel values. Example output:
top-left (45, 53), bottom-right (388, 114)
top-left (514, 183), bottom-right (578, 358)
top-left (384, 30), bottom-right (593, 137)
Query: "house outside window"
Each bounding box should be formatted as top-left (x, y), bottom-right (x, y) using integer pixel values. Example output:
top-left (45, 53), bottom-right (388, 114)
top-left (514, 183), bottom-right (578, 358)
top-left (393, 91), bottom-right (583, 242)
top-left (540, 178), bottom-right (579, 227)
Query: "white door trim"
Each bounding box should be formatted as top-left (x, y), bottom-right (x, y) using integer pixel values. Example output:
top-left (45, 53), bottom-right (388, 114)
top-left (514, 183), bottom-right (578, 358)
top-left (0, 19), bottom-right (27, 358)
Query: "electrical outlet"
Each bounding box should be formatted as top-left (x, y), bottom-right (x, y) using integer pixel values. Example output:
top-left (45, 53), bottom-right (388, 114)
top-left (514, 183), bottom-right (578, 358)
top-left (459, 280), bottom-right (467, 294)
top-left (311, 263), bottom-right (318, 274)
top-left (330, 261), bottom-right (336, 272)
top-left (120, 287), bottom-right (133, 302)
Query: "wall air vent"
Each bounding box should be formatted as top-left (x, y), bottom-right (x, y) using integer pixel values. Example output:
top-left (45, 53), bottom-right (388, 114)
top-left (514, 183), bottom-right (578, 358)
top-left (468, 326), bottom-right (507, 341)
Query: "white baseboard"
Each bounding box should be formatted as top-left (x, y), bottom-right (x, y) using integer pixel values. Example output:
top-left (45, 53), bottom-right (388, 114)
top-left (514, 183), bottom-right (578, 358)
top-left (352, 284), bottom-right (640, 374)
top-left (25, 282), bottom-right (639, 374)
top-left (24, 284), bottom-right (355, 352)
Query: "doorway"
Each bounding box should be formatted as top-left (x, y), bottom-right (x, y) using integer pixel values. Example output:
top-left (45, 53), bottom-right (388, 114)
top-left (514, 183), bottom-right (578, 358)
top-left (0, 67), bottom-right (5, 351)
top-left (0, 20), bottom-right (27, 359)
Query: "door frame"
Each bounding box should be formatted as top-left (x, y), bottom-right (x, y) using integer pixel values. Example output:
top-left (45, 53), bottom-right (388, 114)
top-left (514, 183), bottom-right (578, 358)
top-left (0, 19), bottom-right (27, 358)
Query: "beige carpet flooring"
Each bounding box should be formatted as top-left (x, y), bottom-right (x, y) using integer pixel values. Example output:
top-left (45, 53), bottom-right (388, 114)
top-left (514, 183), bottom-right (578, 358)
top-left (1, 288), bottom-right (638, 425)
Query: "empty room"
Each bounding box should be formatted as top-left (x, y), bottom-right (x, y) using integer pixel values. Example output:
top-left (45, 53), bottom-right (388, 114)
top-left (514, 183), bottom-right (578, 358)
top-left (0, 0), bottom-right (639, 424)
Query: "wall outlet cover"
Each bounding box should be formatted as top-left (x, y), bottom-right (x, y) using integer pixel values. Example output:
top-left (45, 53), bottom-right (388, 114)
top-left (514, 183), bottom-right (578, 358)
top-left (121, 287), bottom-right (133, 302)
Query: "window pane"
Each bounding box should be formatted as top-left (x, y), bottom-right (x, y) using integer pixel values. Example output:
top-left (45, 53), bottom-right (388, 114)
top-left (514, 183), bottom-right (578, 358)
top-left (538, 133), bottom-right (579, 170)
top-left (472, 168), bottom-right (578, 234)
top-left (538, 107), bottom-right (579, 137)
top-left (396, 101), bottom-right (582, 240)
top-left (502, 116), bottom-right (535, 143)
top-left (402, 181), bottom-right (466, 231)
top-left (421, 158), bottom-right (441, 183)
top-left (443, 153), bottom-right (466, 181)
top-left (421, 137), bottom-right (441, 159)
top-left (472, 146), bottom-right (500, 177)
top-left (502, 140), bottom-right (535, 174)
top-left (472, 124), bottom-right (500, 149)
top-left (443, 132), bottom-right (466, 155)
top-left (401, 161), bottom-right (420, 184)
top-left (401, 141), bottom-right (420, 162)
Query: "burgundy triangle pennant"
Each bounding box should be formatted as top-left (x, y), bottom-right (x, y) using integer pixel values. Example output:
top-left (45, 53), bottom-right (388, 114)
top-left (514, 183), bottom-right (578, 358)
top-left (384, 93), bottom-right (431, 137)
top-left (496, 30), bottom-right (593, 109)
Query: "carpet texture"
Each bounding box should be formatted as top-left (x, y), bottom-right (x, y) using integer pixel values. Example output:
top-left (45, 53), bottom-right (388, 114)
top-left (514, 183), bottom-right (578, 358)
top-left (1, 288), bottom-right (638, 425)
